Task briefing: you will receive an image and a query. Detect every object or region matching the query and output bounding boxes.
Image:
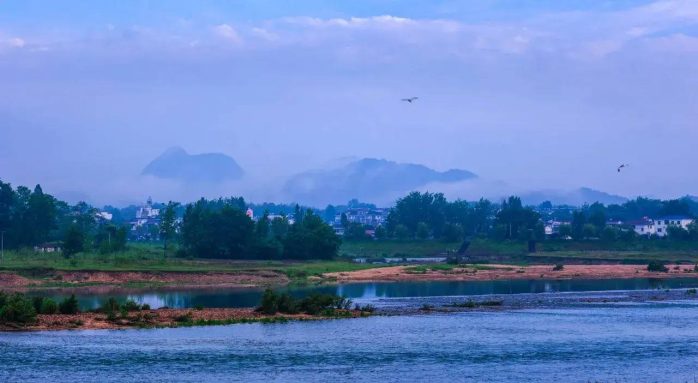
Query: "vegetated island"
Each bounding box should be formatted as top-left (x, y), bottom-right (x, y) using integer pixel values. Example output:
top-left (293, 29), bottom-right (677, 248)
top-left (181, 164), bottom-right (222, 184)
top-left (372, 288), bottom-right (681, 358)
top-left (0, 290), bottom-right (374, 332)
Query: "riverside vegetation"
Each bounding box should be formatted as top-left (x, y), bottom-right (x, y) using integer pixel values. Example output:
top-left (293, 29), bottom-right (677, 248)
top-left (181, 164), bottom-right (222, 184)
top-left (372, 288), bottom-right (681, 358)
top-left (0, 290), bottom-right (372, 331)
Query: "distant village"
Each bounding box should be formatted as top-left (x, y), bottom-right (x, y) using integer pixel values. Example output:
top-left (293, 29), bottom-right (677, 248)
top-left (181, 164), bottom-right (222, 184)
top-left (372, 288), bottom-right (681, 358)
top-left (90, 197), bottom-right (694, 242)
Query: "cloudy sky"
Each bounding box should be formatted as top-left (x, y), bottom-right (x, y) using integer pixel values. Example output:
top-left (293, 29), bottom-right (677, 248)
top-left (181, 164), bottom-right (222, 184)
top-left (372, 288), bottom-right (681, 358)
top-left (0, 0), bottom-right (696, 205)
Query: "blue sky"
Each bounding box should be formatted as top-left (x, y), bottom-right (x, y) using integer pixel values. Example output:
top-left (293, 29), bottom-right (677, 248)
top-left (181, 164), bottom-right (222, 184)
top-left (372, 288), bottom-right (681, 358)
top-left (0, 0), bottom-right (696, 205)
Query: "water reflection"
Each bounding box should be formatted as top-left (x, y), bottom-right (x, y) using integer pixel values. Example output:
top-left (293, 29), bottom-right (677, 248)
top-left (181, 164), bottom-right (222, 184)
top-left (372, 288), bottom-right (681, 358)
top-left (33, 277), bottom-right (698, 310)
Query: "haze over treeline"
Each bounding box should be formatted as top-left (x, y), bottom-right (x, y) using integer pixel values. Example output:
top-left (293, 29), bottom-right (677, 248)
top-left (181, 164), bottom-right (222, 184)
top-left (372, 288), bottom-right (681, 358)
top-left (1, 0), bottom-right (697, 205)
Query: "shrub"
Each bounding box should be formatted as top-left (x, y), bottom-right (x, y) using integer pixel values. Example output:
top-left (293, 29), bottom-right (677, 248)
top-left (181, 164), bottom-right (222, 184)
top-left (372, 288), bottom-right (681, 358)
top-left (552, 264), bottom-right (564, 271)
top-left (276, 293), bottom-right (298, 314)
top-left (174, 312), bottom-right (192, 323)
top-left (256, 290), bottom-right (353, 316)
top-left (0, 293), bottom-right (37, 324)
top-left (647, 261), bottom-right (669, 273)
top-left (101, 297), bottom-right (120, 314)
top-left (38, 298), bottom-right (58, 314)
top-left (122, 300), bottom-right (141, 312)
top-left (257, 289), bottom-right (279, 315)
top-left (141, 303), bottom-right (151, 310)
top-left (59, 295), bottom-right (80, 314)
top-left (354, 304), bottom-right (376, 313)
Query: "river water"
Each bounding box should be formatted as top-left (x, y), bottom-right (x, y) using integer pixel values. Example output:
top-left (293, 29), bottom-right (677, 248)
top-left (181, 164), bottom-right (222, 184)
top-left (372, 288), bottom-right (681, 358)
top-left (36, 277), bottom-right (698, 310)
top-left (2, 300), bottom-right (698, 382)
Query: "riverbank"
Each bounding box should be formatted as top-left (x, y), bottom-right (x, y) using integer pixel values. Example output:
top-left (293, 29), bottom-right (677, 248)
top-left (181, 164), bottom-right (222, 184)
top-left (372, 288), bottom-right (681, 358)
top-left (0, 269), bottom-right (289, 290)
top-left (324, 263), bottom-right (698, 283)
top-left (3, 263), bottom-right (698, 292)
top-left (0, 307), bottom-right (369, 332)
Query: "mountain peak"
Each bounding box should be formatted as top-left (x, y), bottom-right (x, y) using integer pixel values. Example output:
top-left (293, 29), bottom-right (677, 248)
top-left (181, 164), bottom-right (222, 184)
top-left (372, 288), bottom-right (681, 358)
top-left (284, 157), bottom-right (476, 205)
top-left (142, 147), bottom-right (244, 183)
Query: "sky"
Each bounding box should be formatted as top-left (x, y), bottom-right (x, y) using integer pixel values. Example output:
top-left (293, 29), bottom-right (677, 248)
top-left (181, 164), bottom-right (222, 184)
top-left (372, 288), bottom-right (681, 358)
top-left (0, 0), bottom-right (697, 206)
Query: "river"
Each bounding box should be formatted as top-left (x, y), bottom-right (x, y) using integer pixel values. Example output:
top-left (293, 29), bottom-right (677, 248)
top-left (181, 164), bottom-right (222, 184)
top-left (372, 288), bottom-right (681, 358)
top-left (2, 300), bottom-right (698, 382)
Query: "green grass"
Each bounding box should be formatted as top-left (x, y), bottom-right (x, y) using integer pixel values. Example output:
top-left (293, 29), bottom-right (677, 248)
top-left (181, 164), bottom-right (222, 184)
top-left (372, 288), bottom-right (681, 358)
top-left (339, 240), bottom-right (461, 259)
top-left (0, 244), bottom-right (384, 286)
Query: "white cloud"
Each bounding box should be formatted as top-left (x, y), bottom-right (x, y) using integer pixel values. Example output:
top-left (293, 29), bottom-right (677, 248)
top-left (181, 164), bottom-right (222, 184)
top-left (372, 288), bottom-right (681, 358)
top-left (213, 24), bottom-right (243, 45)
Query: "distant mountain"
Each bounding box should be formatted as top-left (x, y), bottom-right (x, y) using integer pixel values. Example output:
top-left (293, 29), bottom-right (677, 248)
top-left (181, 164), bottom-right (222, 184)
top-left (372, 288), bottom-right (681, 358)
top-left (142, 147), bottom-right (244, 183)
top-left (521, 187), bottom-right (627, 206)
top-left (284, 158), bottom-right (476, 205)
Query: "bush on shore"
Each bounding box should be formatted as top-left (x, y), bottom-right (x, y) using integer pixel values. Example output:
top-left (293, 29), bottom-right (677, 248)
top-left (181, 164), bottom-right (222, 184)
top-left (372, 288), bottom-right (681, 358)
top-left (32, 296), bottom-right (59, 314)
top-left (0, 292), bottom-right (37, 325)
top-left (647, 261), bottom-right (669, 273)
top-left (256, 289), bottom-right (355, 316)
top-left (59, 295), bottom-right (80, 314)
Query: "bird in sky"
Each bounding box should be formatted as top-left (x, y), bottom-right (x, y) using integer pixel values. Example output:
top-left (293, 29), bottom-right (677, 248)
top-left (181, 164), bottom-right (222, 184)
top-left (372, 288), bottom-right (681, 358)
top-left (617, 163), bottom-right (629, 172)
top-left (401, 97), bottom-right (418, 103)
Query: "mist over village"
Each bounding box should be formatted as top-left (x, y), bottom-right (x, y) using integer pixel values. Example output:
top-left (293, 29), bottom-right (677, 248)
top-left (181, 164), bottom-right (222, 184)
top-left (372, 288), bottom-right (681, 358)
top-left (1, 1), bottom-right (698, 382)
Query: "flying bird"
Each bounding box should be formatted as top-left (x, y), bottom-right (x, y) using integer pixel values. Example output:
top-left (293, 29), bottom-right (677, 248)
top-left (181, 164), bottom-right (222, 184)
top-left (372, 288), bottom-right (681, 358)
top-left (401, 97), bottom-right (419, 103)
top-left (617, 164), bottom-right (629, 173)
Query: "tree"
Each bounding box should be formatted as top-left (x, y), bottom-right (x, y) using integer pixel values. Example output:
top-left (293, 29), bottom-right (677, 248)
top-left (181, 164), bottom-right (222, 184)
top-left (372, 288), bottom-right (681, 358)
top-left (394, 224), bottom-right (409, 240)
top-left (416, 222), bottom-right (430, 239)
top-left (27, 185), bottom-right (57, 245)
top-left (256, 210), bottom-right (271, 240)
top-left (558, 224), bottom-right (573, 238)
top-left (344, 222), bottom-right (368, 241)
top-left (600, 226), bottom-right (618, 242)
top-left (160, 201), bottom-right (180, 257)
top-left (374, 225), bottom-right (387, 240)
top-left (582, 224), bottom-right (596, 239)
top-left (587, 203), bottom-right (607, 230)
top-left (494, 196), bottom-right (540, 240)
top-left (283, 210), bottom-right (340, 259)
top-left (442, 222), bottom-right (464, 242)
top-left (63, 225), bottom-right (84, 257)
top-left (571, 211), bottom-right (587, 240)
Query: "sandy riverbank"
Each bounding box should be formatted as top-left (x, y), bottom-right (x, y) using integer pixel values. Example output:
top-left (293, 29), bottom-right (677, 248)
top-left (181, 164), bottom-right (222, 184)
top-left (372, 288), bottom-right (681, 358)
top-left (0, 307), bottom-right (366, 332)
top-left (0, 270), bottom-right (289, 290)
top-left (325, 264), bottom-right (698, 283)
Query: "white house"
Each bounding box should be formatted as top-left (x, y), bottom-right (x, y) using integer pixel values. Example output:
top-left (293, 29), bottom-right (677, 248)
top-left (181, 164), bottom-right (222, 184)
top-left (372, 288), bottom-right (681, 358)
top-left (630, 215), bottom-right (694, 237)
top-left (630, 218), bottom-right (655, 236)
top-left (652, 216), bottom-right (694, 237)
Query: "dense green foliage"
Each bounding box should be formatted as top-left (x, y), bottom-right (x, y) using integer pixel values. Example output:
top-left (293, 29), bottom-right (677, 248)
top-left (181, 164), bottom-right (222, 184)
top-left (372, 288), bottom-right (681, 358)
top-left (647, 261), bottom-right (669, 273)
top-left (180, 199), bottom-right (340, 259)
top-left (256, 289), bottom-right (354, 315)
top-left (0, 291), bottom-right (37, 324)
top-left (58, 294), bottom-right (80, 314)
top-left (0, 180), bottom-right (128, 255)
top-left (385, 192), bottom-right (494, 241)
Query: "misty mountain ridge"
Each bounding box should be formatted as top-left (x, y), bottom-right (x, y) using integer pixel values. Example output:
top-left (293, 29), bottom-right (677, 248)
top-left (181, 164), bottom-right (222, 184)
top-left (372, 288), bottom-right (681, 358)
top-left (284, 157), bottom-right (477, 206)
top-left (520, 187), bottom-right (628, 206)
top-left (142, 147), bottom-right (244, 183)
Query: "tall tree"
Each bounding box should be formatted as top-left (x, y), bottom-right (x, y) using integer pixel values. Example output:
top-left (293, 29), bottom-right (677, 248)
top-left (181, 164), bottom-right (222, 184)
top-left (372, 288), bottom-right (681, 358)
top-left (159, 201), bottom-right (180, 257)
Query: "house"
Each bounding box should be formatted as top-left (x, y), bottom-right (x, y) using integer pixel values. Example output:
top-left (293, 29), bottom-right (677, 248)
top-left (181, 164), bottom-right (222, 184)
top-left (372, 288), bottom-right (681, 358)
top-left (544, 220), bottom-right (570, 236)
top-left (652, 216), bottom-right (694, 237)
top-left (95, 211), bottom-right (113, 221)
top-left (335, 208), bottom-right (389, 228)
top-left (130, 197), bottom-right (162, 241)
top-left (629, 218), bottom-right (655, 236)
top-left (34, 242), bottom-right (62, 253)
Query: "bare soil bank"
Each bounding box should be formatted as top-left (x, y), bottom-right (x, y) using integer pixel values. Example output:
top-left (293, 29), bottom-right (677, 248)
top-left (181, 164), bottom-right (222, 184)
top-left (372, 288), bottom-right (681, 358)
top-left (0, 270), bottom-right (289, 290)
top-left (325, 264), bottom-right (698, 283)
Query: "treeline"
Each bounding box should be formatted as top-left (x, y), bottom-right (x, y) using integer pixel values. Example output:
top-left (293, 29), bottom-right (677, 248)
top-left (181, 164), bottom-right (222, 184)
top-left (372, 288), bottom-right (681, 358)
top-left (179, 198), bottom-right (340, 260)
top-left (0, 180), bottom-right (127, 255)
top-left (382, 193), bottom-right (539, 242)
top-left (371, 191), bottom-right (698, 242)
